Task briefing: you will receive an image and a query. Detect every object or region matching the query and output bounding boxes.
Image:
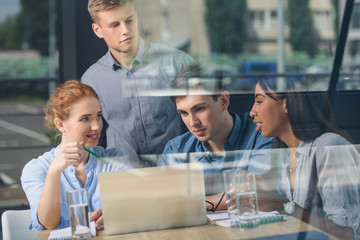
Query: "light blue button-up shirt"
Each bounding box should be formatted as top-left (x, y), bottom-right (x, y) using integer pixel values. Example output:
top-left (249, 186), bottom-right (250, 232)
top-left (21, 146), bottom-right (131, 230)
top-left (158, 112), bottom-right (274, 195)
top-left (82, 38), bottom-right (193, 167)
top-left (280, 133), bottom-right (360, 239)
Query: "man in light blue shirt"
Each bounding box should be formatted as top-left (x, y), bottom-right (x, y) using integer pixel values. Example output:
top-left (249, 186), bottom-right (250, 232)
top-left (82, 0), bottom-right (193, 167)
top-left (157, 64), bottom-right (274, 209)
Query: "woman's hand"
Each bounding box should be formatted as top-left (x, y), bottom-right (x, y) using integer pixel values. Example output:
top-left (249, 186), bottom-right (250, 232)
top-left (90, 208), bottom-right (104, 230)
top-left (49, 141), bottom-right (85, 173)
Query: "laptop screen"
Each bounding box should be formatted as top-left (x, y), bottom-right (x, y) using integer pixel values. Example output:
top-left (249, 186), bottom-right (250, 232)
top-left (98, 163), bottom-right (207, 235)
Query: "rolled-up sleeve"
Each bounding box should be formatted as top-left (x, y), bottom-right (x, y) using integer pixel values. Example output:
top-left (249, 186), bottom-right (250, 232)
top-left (317, 143), bottom-right (360, 239)
top-left (21, 159), bottom-right (48, 230)
top-left (21, 148), bottom-right (70, 230)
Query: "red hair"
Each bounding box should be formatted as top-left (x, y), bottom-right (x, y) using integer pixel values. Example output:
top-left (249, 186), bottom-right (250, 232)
top-left (45, 80), bottom-right (99, 132)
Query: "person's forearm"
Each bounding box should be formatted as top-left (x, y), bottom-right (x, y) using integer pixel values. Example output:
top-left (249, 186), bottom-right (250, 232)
top-left (37, 169), bottom-right (62, 229)
top-left (257, 190), bottom-right (354, 239)
top-left (291, 204), bottom-right (354, 239)
top-left (257, 190), bottom-right (288, 211)
top-left (206, 192), bottom-right (227, 211)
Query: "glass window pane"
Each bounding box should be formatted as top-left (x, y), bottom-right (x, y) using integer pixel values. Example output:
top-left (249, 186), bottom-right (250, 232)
top-left (2, 2), bottom-right (360, 238)
top-left (0, 0), bottom-right (58, 208)
top-left (339, 1), bottom-right (360, 91)
top-left (0, 0), bottom-right (58, 79)
top-left (135, 0), bottom-right (337, 93)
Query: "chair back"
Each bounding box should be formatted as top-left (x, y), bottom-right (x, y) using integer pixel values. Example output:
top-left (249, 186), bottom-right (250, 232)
top-left (1, 209), bottom-right (38, 240)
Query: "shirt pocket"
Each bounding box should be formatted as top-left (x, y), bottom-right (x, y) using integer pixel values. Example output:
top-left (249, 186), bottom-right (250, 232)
top-left (144, 96), bottom-right (177, 136)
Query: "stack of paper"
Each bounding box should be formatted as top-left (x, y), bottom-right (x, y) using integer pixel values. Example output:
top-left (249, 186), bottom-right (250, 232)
top-left (47, 221), bottom-right (96, 240)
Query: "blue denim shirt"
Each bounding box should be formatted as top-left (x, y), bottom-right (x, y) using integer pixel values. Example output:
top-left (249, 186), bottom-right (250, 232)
top-left (21, 146), bottom-right (131, 230)
top-left (82, 38), bottom-right (193, 167)
top-left (158, 112), bottom-right (274, 194)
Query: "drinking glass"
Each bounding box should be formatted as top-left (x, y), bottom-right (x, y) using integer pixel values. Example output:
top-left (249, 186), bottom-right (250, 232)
top-left (223, 169), bottom-right (239, 227)
top-left (67, 189), bottom-right (91, 239)
top-left (234, 172), bottom-right (260, 229)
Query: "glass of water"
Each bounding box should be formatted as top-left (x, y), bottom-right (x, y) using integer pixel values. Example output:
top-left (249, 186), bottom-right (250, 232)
top-left (67, 189), bottom-right (91, 239)
top-left (223, 169), bottom-right (239, 227)
top-left (234, 172), bottom-right (260, 229)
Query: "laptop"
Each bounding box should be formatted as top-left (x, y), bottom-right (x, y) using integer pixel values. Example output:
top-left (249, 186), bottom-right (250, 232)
top-left (98, 163), bottom-right (207, 235)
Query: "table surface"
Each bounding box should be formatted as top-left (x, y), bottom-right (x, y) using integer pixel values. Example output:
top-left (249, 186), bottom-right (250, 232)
top-left (36, 216), bottom-right (338, 240)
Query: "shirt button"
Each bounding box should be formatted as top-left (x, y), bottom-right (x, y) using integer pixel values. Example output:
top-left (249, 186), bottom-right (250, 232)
top-left (145, 161), bottom-right (149, 166)
top-left (135, 117), bottom-right (139, 121)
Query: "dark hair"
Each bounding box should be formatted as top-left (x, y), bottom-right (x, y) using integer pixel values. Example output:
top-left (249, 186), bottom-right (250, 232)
top-left (258, 78), bottom-right (354, 148)
top-left (170, 63), bottom-right (223, 103)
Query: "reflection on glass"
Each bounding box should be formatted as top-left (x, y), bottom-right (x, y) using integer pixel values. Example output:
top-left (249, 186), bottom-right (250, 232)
top-left (0, 0), bottom-right (58, 217)
top-left (340, 2), bottom-right (360, 91)
top-left (134, 0), bottom-right (338, 94)
top-left (0, 1), bottom-right (360, 238)
top-left (0, 0), bottom-right (58, 79)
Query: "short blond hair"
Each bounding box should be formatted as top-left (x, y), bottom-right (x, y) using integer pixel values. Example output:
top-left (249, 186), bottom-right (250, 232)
top-left (88, 0), bottom-right (132, 23)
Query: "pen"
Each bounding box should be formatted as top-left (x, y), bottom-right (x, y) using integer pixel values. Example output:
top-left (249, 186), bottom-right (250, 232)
top-left (83, 146), bottom-right (109, 164)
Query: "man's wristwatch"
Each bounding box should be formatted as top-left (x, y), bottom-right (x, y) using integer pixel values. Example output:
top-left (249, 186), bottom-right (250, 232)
top-left (283, 201), bottom-right (295, 214)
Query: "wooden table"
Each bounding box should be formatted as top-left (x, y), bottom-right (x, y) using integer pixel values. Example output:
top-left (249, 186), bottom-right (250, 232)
top-left (36, 216), bottom-right (338, 240)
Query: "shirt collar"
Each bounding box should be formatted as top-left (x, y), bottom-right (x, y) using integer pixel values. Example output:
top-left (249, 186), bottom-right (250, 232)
top-left (226, 112), bottom-right (241, 150)
top-left (296, 140), bottom-right (313, 157)
top-left (111, 37), bottom-right (145, 71)
top-left (197, 142), bottom-right (224, 163)
top-left (135, 37), bottom-right (145, 65)
top-left (199, 141), bottom-right (209, 155)
top-left (194, 140), bottom-right (213, 162)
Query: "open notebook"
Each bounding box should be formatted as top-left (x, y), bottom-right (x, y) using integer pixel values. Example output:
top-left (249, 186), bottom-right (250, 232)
top-left (98, 163), bottom-right (207, 235)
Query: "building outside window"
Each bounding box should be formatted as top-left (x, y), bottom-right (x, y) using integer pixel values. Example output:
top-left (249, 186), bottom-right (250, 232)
top-left (1, 1), bottom-right (360, 238)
